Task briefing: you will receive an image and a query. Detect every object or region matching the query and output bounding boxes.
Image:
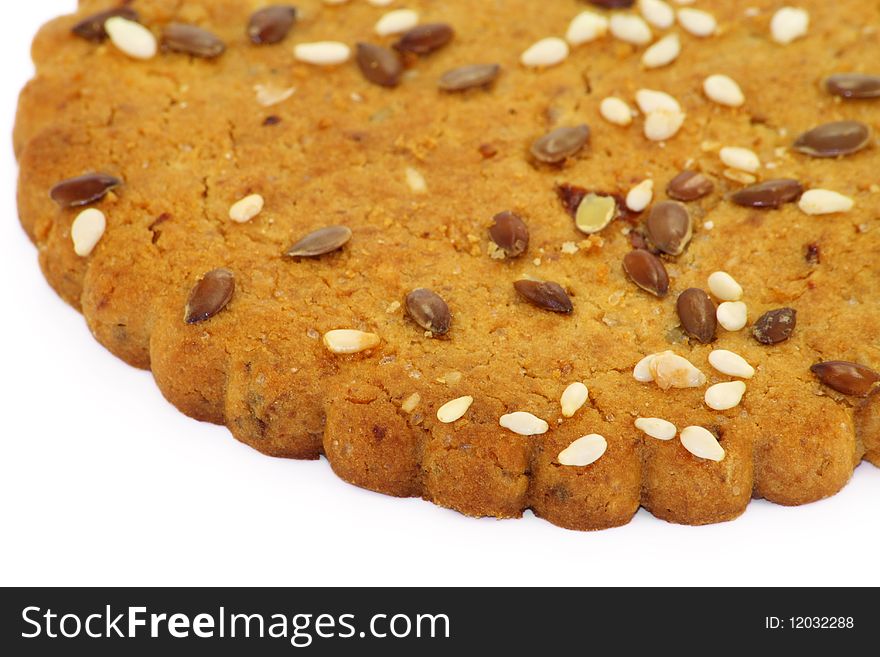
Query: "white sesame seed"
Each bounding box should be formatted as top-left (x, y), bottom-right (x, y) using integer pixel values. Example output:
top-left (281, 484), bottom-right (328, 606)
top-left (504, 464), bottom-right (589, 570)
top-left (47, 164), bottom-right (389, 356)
top-left (677, 8), bottom-right (717, 37)
top-left (229, 194), bottom-right (264, 223)
top-left (566, 11), bottom-right (609, 46)
top-left (560, 382), bottom-right (589, 418)
top-left (521, 37), bottom-right (570, 68)
top-left (642, 33), bottom-right (680, 68)
top-left (405, 167), bottom-right (427, 193)
top-left (703, 220), bottom-right (714, 230)
top-left (649, 351), bottom-right (707, 389)
top-left (322, 329), bottom-right (380, 354)
top-left (798, 189), bottom-right (854, 215)
top-left (499, 411), bottom-right (549, 436)
top-left (634, 417), bottom-right (677, 440)
top-left (644, 109), bottom-right (685, 141)
top-left (436, 395), bottom-right (473, 423)
top-left (294, 41), bottom-right (351, 65)
top-left (557, 434), bottom-right (607, 467)
top-left (703, 74), bottom-right (745, 107)
top-left (633, 354), bottom-right (657, 382)
top-left (323, 0), bottom-right (350, 4)
top-left (641, 0), bottom-right (675, 29)
top-left (366, 0), bottom-right (393, 6)
top-left (635, 89), bottom-right (681, 114)
top-left (680, 426), bottom-right (725, 461)
top-left (610, 14), bottom-right (653, 45)
top-left (71, 208), bottom-right (107, 257)
top-left (374, 9), bottom-right (419, 36)
top-left (708, 349), bottom-right (755, 379)
top-left (600, 96), bottom-right (634, 126)
top-left (105, 17), bottom-right (157, 60)
top-left (720, 146), bottom-right (760, 172)
top-left (705, 381), bottom-right (747, 411)
top-left (254, 84), bottom-right (296, 107)
top-left (626, 179), bottom-right (655, 212)
top-left (708, 271), bottom-right (743, 301)
top-left (717, 301), bottom-right (748, 331)
top-left (771, 7), bottom-right (809, 44)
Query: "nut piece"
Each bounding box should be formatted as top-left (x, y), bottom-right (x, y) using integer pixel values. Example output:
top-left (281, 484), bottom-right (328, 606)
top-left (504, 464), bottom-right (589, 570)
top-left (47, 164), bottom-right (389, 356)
top-left (438, 64), bottom-right (501, 92)
top-left (793, 121), bottom-right (871, 158)
top-left (184, 268), bottom-right (235, 324)
top-left (771, 7), bottom-right (809, 44)
top-left (609, 14), bottom-right (653, 45)
top-left (717, 301), bottom-right (748, 332)
top-left (625, 179), bottom-right (654, 212)
top-left (667, 170), bottom-right (713, 202)
top-left (677, 288), bottom-right (717, 343)
top-left (798, 189), bottom-right (854, 215)
top-left (623, 249), bottom-right (670, 297)
top-left (489, 211), bottom-right (529, 257)
top-left (436, 395), bottom-right (474, 423)
top-left (162, 23), bottom-right (226, 58)
top-left (499, 411), bottom-right (549, 436)
top-left (375, 9), bottom-right (419, 37)
top-left (294, 41), bottom-right (351, 65)
top-left (560, 382), bottom-right (589, 418)
top-left (356, 43), bottom-right (403, 87)
top-left (811, 361), bottom-right (880, 397)
top-left (405, 288), bottom-right (452, 335)
top-left (599, 97), bottom-right (634, 126)
top-left (531, 125), bottom-right (591, 164)
top-left (401, 393), bottom-right (421, 413)
top-left (521, 37), bottom-right (570, 67)
top-left (753, 307), bottom-right (797, 344)
top-left (649, 351), bottom-right (707, 389)
top-left (105, 16), bottom-right (157, 60)
top-left (513, 280), bottom-right (574, 314)
top-left (322, 329), bottom-right (381, 355)
top-left (730, 179), bottom-right (803, 208)
top-left (642, 33), bottom-right (680, 69)
top-left (405, 167), bottom-right (427, 193)
top-left (634, 417), bottom-right (677, 441)
top-left (708, 349), bottom-right (755, 379)
top-left (680, 426), bottom-right (725, 462)
top-left (557, 434), bottom-right (608, 467)
top-left (575, 193), bottom-right (617, 233)
top-left (703, 74), bottom-right (745, 107)
top-left (285, 226), bottom-right (352, 257)
top-left (677, 8), bottom-right (717, 37)
top-left (50, 172), bottom-right (122, 208)
top-left (254, 84), bottom-right (295, 107)
top-left (707, 271), bottom-right (743, 301)
top-left (566, 11), bottom-right (609, 46)
top-left (825, 73), bottom-right (880, 99)
top-left (705, 381), bottom-right (747, 411)
top-left (248, 5), bottom-right (297, 45)
top-left (71, 208), bottom-right (107, 257)
top-left (394, 23), bottom-right (454, 55)
top-left (646, 201), bottom-right (692, 255)
top-left (229, 194), bottom-right (264, 223)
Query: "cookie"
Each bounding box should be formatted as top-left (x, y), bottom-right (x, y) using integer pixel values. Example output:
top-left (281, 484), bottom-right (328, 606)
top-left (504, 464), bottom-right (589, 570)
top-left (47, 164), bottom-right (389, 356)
top-left (15, 0), bottom-right (880, 530)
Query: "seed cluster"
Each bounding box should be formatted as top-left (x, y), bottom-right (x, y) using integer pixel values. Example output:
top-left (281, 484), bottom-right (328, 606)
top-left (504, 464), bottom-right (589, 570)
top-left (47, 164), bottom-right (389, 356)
top-left (58, 2), bottom-right (878, 478)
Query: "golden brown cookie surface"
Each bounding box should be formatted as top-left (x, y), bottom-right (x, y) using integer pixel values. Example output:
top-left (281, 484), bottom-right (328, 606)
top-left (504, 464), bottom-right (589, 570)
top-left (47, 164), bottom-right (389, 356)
top-left (16, 0), bottom-right (880, 530)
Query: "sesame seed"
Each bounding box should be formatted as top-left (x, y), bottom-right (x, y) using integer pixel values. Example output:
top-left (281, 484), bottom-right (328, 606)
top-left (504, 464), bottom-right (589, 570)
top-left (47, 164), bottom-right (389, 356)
top-left (610, 14), bottom-right (653, 46)
top-left (294, 41), bottom-right (351, 65)
top-left (499, 411), bottom-right (549, 436)
top-left (644, 109), bottom-right (685, 141)
top-left (705, 381), bottom-right (747, 410)
top-left (625, 179), bottom-right (655, 212)
top-left (254, 84), bottom-right (295, 107)
top-left (104, 16), bottom-right (157, 60)
top-left (703, 74), bottom-right (745, 107)
top-left (719, 146), bottom-right (760, 172)
top-left (717, 301), bottom-right (748, 331)
top-left (635, 89), bottom-right (681, 114)
top-left (600, 96), bottom-right (634, 126)
top-left (229, 194), bottom-right (265, 223)
top-left (677, 8), bottom-right (717, 37)
top-left (798, 189), bottom-right (854, 215)
top-left (634, 417), bottom-right (677, 440)
top-left (557, 434), bottom-right (607, 467)
top-left (405, 167), bottom-right (427, 193)
top-left (707, 271), bottom-right (743, 301)
top-left (521, 37), bottom-right (570, 68)
top-left (566, 11), bottom-right (609, 45)
top-left (642, 33), bottom-right (680, 68)
top-left (71, 208), bottom-right (107, 257)
top-left (436, 396), bottom-right (473, 423)
top-left (680, 426), bottom-right (725, 461)
top-left (322, 329), bottom-right (380, 355)
top-left (771, 7), bottom-right (809, 44)
top-left (560, 382), bottom-right (589, 417)
top-left (374, 9), bottom-right (419, 37)
top-left (641, 0), bottom-right (676, 29)
top-left (708, 349), bottom-right (755, 379)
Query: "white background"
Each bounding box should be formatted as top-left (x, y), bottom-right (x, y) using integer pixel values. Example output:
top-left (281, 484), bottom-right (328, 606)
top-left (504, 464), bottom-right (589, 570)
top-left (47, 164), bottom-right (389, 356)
top-left (1, 2), bottom-right (877, 588)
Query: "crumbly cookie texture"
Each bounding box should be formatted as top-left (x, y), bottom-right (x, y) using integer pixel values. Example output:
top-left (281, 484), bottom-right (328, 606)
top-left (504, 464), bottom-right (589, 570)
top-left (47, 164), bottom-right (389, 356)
top-left (15, 0), bottom-right (880, 530)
